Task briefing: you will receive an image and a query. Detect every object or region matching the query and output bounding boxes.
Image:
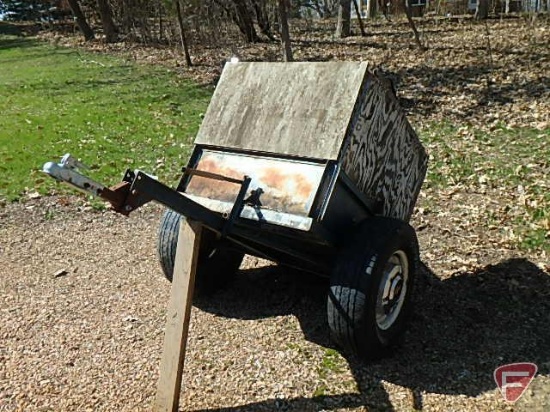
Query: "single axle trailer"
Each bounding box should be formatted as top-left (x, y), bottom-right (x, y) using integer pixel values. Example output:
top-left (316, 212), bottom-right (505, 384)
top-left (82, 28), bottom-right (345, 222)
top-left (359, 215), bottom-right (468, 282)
top-left (44, 62), bottom-right (428, 363)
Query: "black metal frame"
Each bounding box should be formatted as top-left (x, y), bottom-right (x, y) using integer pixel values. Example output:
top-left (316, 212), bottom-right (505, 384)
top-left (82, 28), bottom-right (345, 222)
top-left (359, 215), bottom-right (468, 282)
top-left (122, 170), bottom-right (336, 275)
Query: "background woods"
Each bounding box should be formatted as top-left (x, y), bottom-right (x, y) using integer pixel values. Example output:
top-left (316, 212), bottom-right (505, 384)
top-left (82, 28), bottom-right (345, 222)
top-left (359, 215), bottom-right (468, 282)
top-left (0, 0), bottom-right (548, 78)
top-left (2, 0), bottom-right (549, 51)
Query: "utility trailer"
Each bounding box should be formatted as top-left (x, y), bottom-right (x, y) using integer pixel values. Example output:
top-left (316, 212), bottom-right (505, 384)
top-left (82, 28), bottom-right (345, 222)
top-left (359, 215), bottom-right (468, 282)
top-left (43, 62), bottom-right (428, 361)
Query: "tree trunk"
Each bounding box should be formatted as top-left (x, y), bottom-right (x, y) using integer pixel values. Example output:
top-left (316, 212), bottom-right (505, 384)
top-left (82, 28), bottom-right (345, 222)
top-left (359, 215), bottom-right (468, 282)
top-left (366, 0), bottom-right (374, 18)
top-left (378, 0), bottom-right (391, 20)
top-left (233, 0), bottom-right (261, 42)
top-left (278, 0), bottom-right (293, 61)
top-left (336, 0), bottom-right (351, 38)
top-left (96, 0), bottom-right (118, 43)
top-left (322, 0), bottom-right (332, 17)
top-left (475, 0), bottom-right (489, 19)
top-left (67, 0), bottom-right (94, 41)
top-left (211, 0), bottom-right (258, 42)
top-left (175, 0), bottom-right (192, 67)
top-left (352, 0), bottom-right (366, 36)
top-left (158, 0), bottom-right (164, 42)
top-left (402, 0), bottom-right (425, 50)
top-left (119, 0), bottom-right (130, 34)
top-left (252, 0), bottom-right (275, 40)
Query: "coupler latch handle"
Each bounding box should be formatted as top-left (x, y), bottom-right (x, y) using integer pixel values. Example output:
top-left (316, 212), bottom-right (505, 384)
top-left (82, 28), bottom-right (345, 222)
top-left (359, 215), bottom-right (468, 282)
top-left (42, 154), bottom-right (153, 215)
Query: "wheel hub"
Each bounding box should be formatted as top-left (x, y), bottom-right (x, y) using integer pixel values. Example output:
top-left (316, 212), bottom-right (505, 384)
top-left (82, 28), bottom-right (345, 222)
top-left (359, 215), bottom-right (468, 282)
top-left (375, 250), bottom-right (409, 330)
top-left (383, 275), bottom-right (403, 314)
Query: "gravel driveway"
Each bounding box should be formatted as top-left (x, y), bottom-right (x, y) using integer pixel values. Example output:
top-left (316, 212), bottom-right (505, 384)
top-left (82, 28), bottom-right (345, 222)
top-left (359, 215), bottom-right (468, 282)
top-left (1, 196), bottom-right (548, 411)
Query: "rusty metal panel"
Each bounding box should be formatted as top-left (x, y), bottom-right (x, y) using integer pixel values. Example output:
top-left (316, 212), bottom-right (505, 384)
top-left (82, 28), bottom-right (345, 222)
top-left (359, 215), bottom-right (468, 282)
top-left (340, 72), bottom-right (428, 222)
top-left (195, 62), bottom-right (369, 160)
top-left (185, 150), bottom-right (325, 217)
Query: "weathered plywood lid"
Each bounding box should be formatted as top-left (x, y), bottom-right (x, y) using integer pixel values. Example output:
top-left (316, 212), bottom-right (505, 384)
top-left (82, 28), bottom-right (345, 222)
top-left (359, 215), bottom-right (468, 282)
top-left (195, 62), bottom-right (368, 160)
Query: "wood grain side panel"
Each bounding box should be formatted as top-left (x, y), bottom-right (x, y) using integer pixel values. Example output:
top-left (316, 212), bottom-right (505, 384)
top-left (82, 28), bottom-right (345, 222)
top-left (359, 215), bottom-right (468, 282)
top-left (341, 73), bottom-right (428, 222)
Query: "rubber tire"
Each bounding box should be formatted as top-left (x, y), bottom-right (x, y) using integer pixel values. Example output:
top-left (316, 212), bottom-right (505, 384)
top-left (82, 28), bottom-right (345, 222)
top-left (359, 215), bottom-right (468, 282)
top-left (157, 209), bottom-right (245, 297)
top-left (327, 216), bottom-right (419, 361)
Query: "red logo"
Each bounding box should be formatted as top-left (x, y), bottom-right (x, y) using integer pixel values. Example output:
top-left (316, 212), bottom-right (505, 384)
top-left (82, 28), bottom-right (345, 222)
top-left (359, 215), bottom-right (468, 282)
top-left (494, 363), bottom-right (537, 402)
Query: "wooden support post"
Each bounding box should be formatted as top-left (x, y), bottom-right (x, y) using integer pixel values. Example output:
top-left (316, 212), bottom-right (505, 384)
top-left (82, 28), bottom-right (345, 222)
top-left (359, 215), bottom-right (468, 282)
top-left (153, 220), bottom-right (202, 412)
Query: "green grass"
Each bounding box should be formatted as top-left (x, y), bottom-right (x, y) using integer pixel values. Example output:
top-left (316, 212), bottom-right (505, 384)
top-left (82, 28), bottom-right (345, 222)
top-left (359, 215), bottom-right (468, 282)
top-left (0, 35), bottom-right (211, 202)
top-left (313, 348), bottom-right (347, 398)
top-left (420, 123), bottom-right (549, 251)
top-left (421, 124), bottom-right (549, 190)
top-left (317, 348), bottom-right (345, 379)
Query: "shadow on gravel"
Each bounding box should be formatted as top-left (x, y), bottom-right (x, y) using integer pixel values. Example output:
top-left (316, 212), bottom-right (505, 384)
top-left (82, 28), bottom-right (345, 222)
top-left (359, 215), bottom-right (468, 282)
top-left (193, 257), bottom-right (550, 411)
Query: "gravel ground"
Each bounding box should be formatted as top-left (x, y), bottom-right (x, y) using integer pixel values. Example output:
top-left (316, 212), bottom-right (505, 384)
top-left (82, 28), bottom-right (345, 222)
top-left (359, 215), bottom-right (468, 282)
top-left (1, 196), bottom-right (548, 411)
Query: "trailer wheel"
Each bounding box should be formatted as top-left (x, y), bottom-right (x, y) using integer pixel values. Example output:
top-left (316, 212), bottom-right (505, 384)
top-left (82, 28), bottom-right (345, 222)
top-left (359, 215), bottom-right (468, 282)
top-left (157, 209), bottom-right (245, 297)
top-left (327, 217), bottom-right (418, 361)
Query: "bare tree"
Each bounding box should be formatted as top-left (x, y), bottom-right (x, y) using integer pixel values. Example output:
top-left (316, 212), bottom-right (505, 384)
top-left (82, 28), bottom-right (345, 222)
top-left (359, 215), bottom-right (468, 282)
top-left (212, 0), bottom-right (261, 42)
top-left (175, 0), bottom-right (192, 67)
top-left (96, 0), bottom-right (119, 42)
top-left (336, 0), bottom-right (351, 38)
top-left (252, 0), bottom-right (275, 40)
top-left (475, 0), bottom-right (489, 19)
top-left (278, 0), bottom-right (293, 61)
top-left (302, 0), bottom-right (339, 17)
top-left (402, 0), bottom-right (425, 50)
top-left (352, 0), bottom-right (366, 36)
top-left (233, 0), bottom-right (262, 42)
top-left (67, 0), bottom-right (94, 41)
top-left (158, 0), bottom-right (164, 42)
top-left (365, 0), bottom-right (377, 18)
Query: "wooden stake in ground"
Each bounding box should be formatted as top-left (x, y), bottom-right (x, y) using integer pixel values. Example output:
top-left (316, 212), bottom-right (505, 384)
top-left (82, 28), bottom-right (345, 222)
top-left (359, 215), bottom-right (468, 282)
top-left (153, 219), bottom-right (202, 412)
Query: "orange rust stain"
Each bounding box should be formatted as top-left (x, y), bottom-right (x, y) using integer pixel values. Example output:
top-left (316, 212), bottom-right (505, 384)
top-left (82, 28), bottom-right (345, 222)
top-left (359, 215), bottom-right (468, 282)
top-left (188, 156), bottom-right (313, 213)
top-left (292, 174), bottom-right (314, 200)
top-left (259, 167), bottom-right (285, 189)
top-left (187, 177), bottom-right (237, 202)
top-left (187, 157), bottom-right (242, 202)
top-left (260, 167), bottom-right (313, 200)
top-left (196, 158), bottom-right (242, 180)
